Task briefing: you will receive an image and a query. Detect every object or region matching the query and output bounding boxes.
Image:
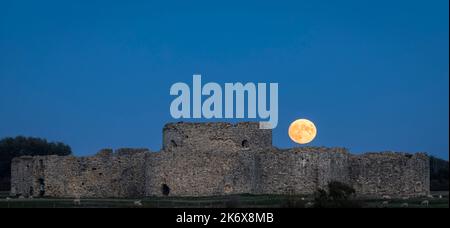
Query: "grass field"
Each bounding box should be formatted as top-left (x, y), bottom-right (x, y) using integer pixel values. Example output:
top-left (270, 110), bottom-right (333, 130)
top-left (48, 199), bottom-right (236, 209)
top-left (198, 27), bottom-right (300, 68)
top-left (0, 191), bottom-right (448, 208)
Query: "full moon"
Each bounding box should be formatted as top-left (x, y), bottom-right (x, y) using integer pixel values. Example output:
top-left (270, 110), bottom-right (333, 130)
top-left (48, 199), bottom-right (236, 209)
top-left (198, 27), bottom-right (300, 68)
top-left (288, 119), bottom-right (317, 144)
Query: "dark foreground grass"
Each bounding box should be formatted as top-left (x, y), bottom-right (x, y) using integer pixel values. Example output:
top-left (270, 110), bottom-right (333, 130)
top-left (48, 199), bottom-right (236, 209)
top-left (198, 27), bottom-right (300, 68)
top-left (0, 191), bottom-right (448, 208)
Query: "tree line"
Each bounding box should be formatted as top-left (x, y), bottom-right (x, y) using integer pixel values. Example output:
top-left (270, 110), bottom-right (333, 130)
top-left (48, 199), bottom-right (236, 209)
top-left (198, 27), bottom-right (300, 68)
top-left (430, 156), bottom-right (449, 191)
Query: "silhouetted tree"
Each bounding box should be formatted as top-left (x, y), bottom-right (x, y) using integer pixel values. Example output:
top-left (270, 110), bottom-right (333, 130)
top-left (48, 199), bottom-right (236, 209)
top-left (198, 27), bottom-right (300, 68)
top-left (328, 181), bottom-right (356, 200)
top-left (0, 136), bottom-right (72, 190)
top-left (429, 156), bottom-right (449, 191)
top-left (313, 182), bottom-right (361, 208)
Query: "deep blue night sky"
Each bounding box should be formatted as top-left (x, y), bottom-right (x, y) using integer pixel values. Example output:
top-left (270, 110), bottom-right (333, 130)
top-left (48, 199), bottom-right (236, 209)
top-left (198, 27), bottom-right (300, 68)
top-left (1, 0), bottom-right (448, 159)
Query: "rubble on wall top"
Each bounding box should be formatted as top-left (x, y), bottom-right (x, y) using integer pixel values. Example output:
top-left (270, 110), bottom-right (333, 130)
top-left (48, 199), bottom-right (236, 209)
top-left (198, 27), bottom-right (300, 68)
top-left (356, 151), bottom-right (428, 158)
top-left (95, 148), bottom-right (150, 157)
top-left (164, 122), bottom-right (263, 130)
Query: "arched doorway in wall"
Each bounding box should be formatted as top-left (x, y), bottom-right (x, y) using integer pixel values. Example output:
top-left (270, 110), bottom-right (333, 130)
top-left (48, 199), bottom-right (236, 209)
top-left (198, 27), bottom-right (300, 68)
top-left (161, 184), bottom-right (170, 196)
top-left (29, 186), bottom-right (34, 196)
top-left (38, 178), bottom-right (45, 197)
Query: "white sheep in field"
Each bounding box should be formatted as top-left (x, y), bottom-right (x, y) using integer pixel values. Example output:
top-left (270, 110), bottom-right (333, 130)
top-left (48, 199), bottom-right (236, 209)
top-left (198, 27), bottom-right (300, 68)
top-left (305, 202), bottom-right (314, 208)
top-left (382, 195), bottom-right (391, 200)
top-left (73, 198), bottom-right (81, 206)
top-left (401, 203), bottom-right (409, 208)
top-left (381, 201), bottom-right (389, 207)
top-left (134, 200), bottom-right (143, 207)
top-left (421, 200), bottom-right (429, 207)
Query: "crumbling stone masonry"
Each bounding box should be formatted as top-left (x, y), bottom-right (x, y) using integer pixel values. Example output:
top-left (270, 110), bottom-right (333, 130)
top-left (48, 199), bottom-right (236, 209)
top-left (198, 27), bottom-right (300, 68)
top-left (10, 122), bottom-right (430, 198)
top-left (11, 148), bottom-right (148, 198)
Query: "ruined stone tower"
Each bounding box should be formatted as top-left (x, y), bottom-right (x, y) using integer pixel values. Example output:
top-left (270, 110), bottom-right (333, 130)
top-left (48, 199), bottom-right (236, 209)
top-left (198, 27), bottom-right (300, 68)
top-left (10, 122), bottom-right (430, 198)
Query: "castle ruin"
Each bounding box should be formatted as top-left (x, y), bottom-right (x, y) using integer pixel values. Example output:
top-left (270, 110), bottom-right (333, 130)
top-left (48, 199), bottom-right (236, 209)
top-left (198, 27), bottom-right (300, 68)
top-left (10, 122), bottom-right (430, 198)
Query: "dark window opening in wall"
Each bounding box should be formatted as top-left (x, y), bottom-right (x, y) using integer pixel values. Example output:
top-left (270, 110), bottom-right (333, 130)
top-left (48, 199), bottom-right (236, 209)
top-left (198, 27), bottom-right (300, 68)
top-left (99, 173), bottom-right (103, 176)
top-left (81, 182), bottom-right (85, 186)
top-left (170, 140), bottom-right (178, 148)
top-left (38, 178), bottom-right (45, 196)
top-left (29, 186), bottom-right (34, 196)
top-left (162, 184), bottom-right (170, 196)
top-left (39, 159), bottom-right (44, 168)
top-left (92, 168), bottom-right (97, 171)
top-left (242, 140), bottom-right (249, 148)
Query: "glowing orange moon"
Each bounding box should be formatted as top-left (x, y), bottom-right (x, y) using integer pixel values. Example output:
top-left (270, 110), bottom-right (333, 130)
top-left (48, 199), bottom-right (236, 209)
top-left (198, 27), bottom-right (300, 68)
top-left (288, 119), bottom-right (317, 144)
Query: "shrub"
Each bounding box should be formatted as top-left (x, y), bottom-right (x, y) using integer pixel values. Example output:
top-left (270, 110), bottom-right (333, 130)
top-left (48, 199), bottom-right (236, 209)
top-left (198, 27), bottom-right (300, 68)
top-left (313, 182), bottom-right (362, 208)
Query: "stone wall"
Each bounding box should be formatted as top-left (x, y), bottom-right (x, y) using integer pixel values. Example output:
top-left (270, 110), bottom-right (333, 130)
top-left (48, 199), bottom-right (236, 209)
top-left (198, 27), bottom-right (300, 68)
top-left (10, 122), bottom-right (430, 198)
top-left (11, 148), bottom-right (148, 198)
top-left (145, 150), bottom-right (257, 197)
top-left (255, 147), bottom-right (351, 195)
top-left (146, 122), bottom-right (270, 197)
top-left (350, 152), bottom-right (430, 197)
top-left (163, 122), bottom-right (272, 152)
top-left (144, 147), bottom-right (353, 197)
